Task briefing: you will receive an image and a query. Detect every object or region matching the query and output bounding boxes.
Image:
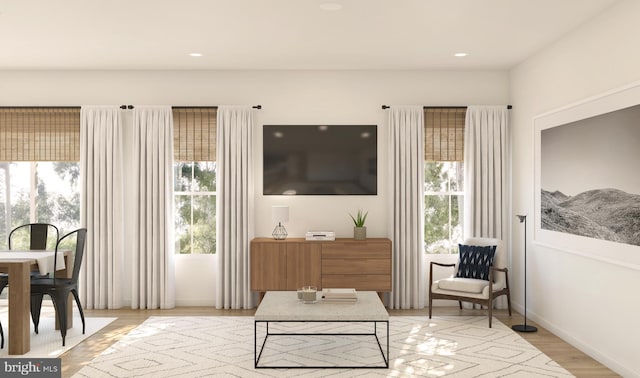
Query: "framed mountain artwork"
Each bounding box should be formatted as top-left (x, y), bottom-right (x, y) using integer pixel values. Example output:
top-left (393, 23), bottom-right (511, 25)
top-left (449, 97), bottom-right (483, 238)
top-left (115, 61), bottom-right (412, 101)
top-left (534, 81), bottom-right (640, 270)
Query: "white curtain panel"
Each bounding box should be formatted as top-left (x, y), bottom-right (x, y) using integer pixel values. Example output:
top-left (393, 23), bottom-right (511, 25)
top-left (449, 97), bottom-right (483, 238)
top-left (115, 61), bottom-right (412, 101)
top-left (387, 106), bottom-right (425, 310)
top-left (131, 106), bottom-right (175, 309)
top-left (463, 106), bottom-right (510, 240)
top-left (80, 106), bottom-right (124, 309)
top-left (215, 106), bottom-right (254, 309)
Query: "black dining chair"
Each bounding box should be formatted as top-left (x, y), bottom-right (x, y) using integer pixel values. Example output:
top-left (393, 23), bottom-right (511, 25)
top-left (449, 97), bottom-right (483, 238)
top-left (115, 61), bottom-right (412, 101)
top-left (0, 223), bottom-right (59, 350)
top-left (30, 228), bottom-right (87, 346)
top-left (0, 223), bottom-right (60, 298)
top-left (8, 223), bottom-right (60, 251)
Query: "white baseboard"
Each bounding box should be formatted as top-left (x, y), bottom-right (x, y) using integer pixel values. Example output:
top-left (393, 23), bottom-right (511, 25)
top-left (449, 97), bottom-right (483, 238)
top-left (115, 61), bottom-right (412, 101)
top-left (512, 302), bottom-right (636, 378)
top-left (174, 299), bottom-right (216, 307)
top-left (116, 299), bottom-right (216, 308)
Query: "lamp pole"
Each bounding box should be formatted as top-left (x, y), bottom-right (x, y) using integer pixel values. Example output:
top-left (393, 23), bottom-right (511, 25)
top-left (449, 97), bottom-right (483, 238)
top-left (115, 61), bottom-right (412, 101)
top-left (512, 214), bottom-right (537, 333)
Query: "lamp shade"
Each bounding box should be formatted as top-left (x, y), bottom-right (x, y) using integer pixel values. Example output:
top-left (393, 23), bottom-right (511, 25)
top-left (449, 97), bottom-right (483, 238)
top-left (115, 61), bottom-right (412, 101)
top-left (272, 205), bottom-right (289, 223)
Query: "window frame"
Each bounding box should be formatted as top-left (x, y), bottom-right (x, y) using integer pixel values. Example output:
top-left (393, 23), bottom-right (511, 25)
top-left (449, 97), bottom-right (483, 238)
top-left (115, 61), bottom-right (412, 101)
top-left (0, 161), bottom-right (80, 250)
top-left (173, 161), bottom-right (217, 255)
top-left (423, 162), bottom-right (464, 254)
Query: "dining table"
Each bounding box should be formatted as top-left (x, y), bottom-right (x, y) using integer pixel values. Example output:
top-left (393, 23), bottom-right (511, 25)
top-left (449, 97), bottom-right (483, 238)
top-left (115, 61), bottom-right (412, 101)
top-left (0, 250), bottom-right (72, 355)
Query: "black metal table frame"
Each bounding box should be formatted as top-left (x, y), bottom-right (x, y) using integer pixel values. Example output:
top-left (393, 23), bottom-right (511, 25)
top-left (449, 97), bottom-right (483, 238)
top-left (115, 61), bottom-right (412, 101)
top-left (254, 319), bottom-right (389, 369)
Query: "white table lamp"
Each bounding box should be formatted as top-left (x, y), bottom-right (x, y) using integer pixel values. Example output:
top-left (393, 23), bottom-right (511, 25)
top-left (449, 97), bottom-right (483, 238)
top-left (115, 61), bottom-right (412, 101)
top-left (272, 205), bottom-right (289, 240)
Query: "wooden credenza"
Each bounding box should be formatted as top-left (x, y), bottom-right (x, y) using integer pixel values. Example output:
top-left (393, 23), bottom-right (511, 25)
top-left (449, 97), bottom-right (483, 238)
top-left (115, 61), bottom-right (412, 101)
top-left (250, 237), bottom-right (391, 301)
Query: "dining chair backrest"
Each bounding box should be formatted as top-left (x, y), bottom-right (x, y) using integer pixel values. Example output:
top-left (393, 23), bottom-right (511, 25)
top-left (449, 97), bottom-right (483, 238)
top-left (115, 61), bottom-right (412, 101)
top-left (53, 228), bottom-right (87, 284)
top-left (8, 223), bottom-right (59, 250)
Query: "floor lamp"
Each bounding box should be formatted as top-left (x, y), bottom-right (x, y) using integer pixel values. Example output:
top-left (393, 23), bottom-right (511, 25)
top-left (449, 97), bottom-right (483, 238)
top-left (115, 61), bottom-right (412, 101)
top-left (512, 214), bottom-right (537, 333)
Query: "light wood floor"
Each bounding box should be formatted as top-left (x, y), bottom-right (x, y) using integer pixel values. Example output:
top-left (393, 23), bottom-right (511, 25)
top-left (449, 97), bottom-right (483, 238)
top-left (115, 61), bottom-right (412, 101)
top-left (61, 307), bottom-right (619, 378)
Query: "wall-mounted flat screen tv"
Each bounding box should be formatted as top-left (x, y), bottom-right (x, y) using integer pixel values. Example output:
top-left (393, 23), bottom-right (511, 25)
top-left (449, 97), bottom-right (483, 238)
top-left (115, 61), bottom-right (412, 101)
top-left (263, 125), bottom-right (377, 195)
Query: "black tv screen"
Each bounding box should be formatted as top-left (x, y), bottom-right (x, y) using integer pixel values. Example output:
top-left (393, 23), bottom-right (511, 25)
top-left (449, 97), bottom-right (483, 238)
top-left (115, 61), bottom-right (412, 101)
top-left (263, 125), bottom-right (377, 195)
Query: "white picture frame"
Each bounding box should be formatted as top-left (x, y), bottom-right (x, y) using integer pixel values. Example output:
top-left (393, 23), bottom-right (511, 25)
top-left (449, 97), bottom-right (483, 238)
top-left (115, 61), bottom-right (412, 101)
top-left (533, 80), bottom-right (640, 271)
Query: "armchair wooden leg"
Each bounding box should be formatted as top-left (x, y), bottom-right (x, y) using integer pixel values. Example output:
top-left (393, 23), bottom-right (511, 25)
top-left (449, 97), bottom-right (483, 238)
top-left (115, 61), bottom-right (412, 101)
top-left (458, 301), bottom-right (462, 309)
top-left (488, 301), bottom-right (493, 328)
top-left (428, 296), bottom-right (433, 319)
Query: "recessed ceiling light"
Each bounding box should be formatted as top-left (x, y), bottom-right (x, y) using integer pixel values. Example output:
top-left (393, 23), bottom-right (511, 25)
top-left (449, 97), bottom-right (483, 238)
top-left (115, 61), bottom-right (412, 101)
top-left (319, 2), bottom-right (343, 11)
top-left (189, 53), bottom-right (203, 57)
top-left (454, 52), bottom-right (468, 57)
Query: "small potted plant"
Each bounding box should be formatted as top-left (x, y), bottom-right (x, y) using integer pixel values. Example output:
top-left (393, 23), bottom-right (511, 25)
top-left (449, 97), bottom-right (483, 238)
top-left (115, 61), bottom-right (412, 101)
top-left (349, 209), bottom-right (368, 241)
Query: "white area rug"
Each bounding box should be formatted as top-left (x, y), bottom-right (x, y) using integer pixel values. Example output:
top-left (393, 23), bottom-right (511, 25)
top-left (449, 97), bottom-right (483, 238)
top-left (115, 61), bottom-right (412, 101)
top-left (74, 316), bottom-right (574, 377)
top-left (0, 301), bottom-right (115, 358)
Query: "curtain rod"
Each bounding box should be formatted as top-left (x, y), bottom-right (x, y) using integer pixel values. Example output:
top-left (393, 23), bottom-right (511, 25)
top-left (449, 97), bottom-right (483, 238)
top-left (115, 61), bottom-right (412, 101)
top-left (381, 105), bottom-right (513, 110)
top-left (0, 106), bottom-right (81, 109)
top-left (0, 105), bottom-right (264, 110)
top-left (121, 105), bottom-right (263, 110)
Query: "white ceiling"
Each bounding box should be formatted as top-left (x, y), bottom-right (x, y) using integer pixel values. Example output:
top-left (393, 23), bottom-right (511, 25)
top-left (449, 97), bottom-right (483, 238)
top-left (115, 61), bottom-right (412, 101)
top-left (0, 0), bottom-right (618, 70)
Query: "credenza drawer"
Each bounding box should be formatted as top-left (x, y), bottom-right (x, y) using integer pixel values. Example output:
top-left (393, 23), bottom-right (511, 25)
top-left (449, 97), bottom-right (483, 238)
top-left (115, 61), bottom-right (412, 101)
top-left (322, 243), bottom-right (390, 259)
top-left (322, 258), bottom-right (390, 275)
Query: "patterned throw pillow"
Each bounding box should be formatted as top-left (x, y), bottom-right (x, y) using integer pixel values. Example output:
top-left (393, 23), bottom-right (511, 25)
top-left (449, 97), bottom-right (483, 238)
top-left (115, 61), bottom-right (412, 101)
top-left (455, 244), bottom-right (497, 281)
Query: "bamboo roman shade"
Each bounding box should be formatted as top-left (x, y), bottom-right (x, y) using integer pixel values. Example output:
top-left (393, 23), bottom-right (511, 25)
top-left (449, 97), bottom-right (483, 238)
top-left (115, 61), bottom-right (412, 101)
top-left (424, 107), bottom-right (466, 162)
top-left (0, 107), bottom-right (80, 161)
top-left (172, 108), bottom-right (217, 162)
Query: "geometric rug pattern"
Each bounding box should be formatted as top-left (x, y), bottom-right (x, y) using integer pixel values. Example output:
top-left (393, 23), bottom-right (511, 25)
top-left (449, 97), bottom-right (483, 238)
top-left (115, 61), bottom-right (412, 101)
top-left (73, 316), bottom-right (574, 377)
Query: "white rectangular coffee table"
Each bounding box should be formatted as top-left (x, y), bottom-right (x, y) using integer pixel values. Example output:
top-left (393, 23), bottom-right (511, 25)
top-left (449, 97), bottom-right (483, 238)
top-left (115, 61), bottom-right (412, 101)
top-left (254, 291), bottom-right (389, 369)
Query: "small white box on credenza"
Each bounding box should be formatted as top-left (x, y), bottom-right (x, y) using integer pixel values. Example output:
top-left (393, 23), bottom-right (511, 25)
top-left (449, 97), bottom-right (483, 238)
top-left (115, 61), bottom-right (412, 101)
top-left (305, 231), bottom-right (336, 241)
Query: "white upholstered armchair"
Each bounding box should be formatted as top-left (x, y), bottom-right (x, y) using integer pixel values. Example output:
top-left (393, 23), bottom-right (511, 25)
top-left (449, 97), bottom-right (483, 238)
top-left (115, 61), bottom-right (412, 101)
top-left (429, 237), bottom-right (512, 327)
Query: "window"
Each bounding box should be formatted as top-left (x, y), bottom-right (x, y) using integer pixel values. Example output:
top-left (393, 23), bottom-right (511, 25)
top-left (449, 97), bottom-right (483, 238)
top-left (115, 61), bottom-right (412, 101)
top-left (174, 162), bottom-right (216, 254)
top-left (424, 108), bottom-right (466, 254)
top-left (172, 108), bottom-right (217, 254)
top-left (0, 162), bottom-right (80, 250)
top-left (0, 107), bottom-right (81, 249)
top-left (424, 162), bottom-right (464, 254)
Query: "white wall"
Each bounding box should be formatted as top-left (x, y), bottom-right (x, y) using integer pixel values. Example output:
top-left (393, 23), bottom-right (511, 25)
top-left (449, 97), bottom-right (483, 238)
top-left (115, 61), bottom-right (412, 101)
top-left (510, 1), bottom-right (640, 376)
top-left (0, 69), bottom-right (509, 306)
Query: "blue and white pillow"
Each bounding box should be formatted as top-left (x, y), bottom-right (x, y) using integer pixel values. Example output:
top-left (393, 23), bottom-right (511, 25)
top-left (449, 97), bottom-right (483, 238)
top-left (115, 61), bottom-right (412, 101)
top-left (455, 244), bottom-right (497, 281)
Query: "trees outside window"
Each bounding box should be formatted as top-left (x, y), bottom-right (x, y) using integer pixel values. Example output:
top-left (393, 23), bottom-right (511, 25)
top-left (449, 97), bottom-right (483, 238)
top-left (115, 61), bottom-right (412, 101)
top-left (0, 160), bottom-right (217, 254)
top-left (0, 162), bottom-right (80, 250)
top-left (424, 161), bottom-right (464, 254)
top-left (174, 162), bottom-right (216, 254)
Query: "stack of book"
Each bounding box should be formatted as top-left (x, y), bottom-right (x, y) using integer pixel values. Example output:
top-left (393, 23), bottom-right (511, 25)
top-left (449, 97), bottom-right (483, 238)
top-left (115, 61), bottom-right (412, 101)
top-left (321, 288), bottom-right (357, 302)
